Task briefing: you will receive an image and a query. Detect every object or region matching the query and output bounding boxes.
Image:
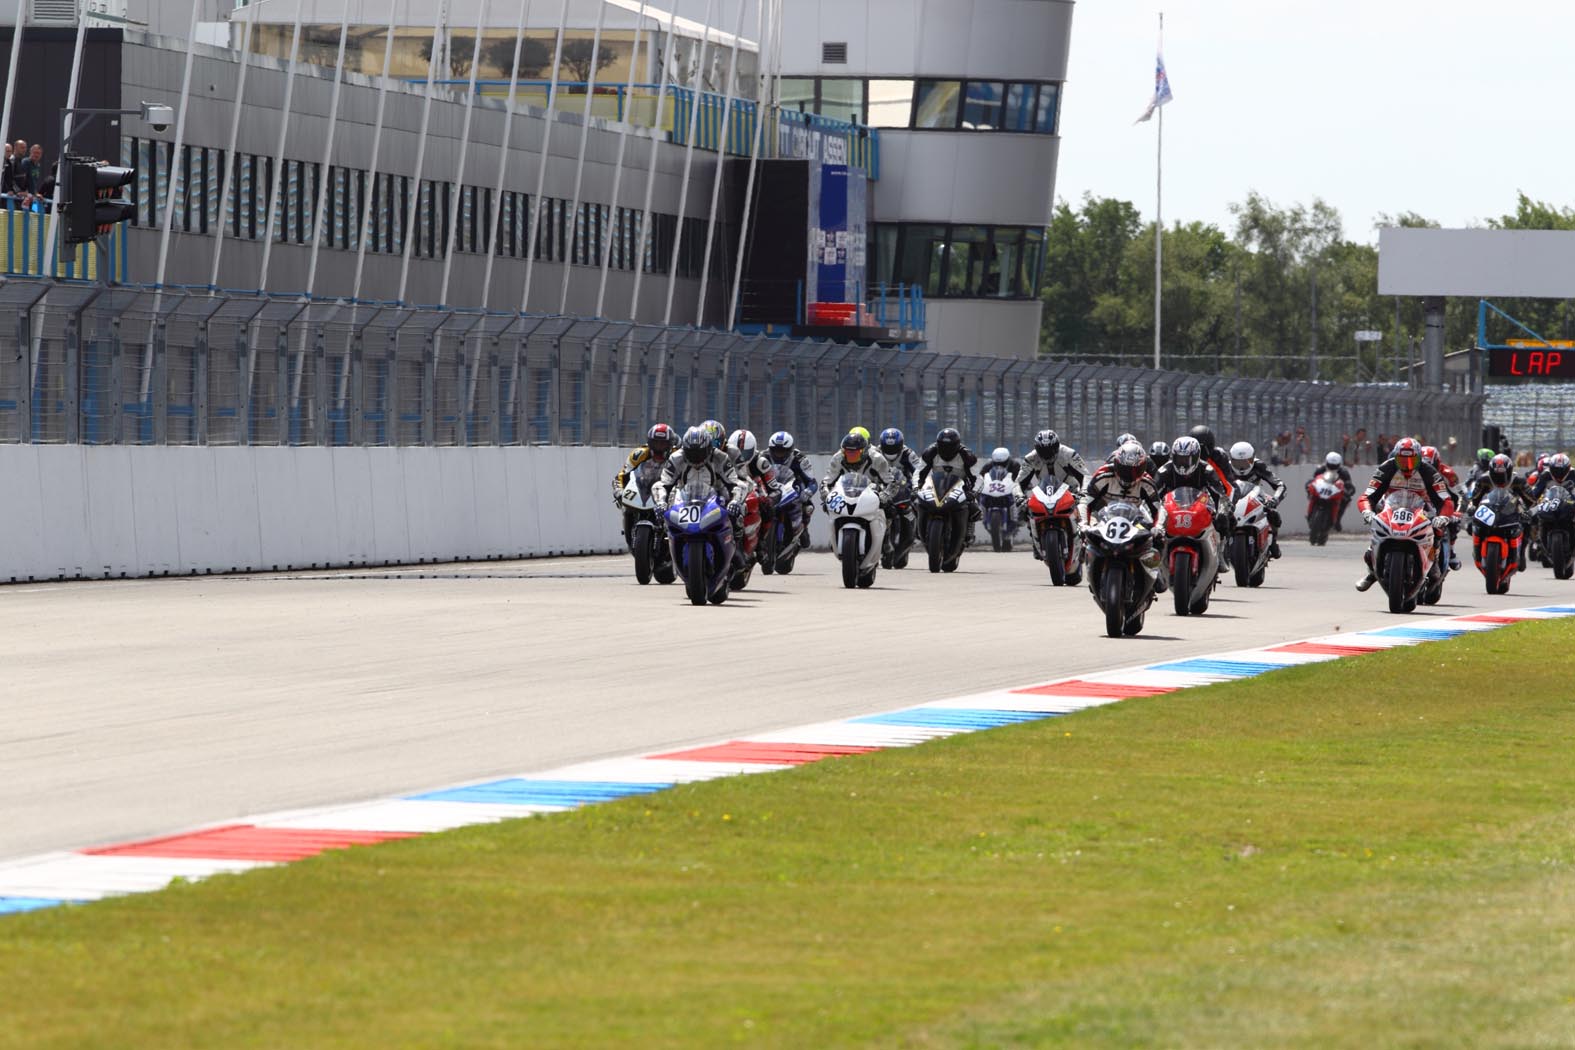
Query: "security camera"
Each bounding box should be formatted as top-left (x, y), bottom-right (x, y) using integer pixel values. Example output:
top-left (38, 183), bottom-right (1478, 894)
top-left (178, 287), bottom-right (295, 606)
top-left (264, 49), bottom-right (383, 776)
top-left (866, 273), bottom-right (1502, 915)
top-left (140, 102), bottom-right (174, 133)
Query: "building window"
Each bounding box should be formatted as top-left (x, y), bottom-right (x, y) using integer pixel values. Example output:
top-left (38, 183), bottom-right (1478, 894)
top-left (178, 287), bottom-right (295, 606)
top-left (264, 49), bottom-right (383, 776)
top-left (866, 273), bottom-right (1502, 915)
top-left (866, 80), bottom-right (913, 128)
top-left (1035, 82), bottom-right (1060, 134)
top-left (819, 79), bottom-right (863, 124)
top-left (960, 81), bottom-right (1004, 131)
top-left (1003, 83), bottom-right (1037, 133)
top-left (878, 222), bottom-right (1047, 300)
top-left (779, 78), bottom-right (815, 114)
top-left (912, 80), bottom-right (962, 129)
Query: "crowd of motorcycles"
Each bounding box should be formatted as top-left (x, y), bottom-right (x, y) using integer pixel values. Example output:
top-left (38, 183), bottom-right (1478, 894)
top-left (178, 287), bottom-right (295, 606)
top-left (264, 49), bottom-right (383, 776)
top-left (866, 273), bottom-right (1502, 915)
top-left (612, 419), bottom-right (1575, 639)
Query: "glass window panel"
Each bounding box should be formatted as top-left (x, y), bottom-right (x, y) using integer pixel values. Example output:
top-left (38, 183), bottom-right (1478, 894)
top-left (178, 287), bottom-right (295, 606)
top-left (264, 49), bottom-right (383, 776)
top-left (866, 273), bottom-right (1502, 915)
top-left (945, 225), bottom-right (989, 296)
top-left (1004, 83), bottom-right (1036, 132)
top-left (819, 78), bottom-right (862, 124)
top-left (895, 223), bottom-right (947, 296)
top-left (872, 223), bottom-right (897, 287)
top-left (779, 77), bottom-right (815, 114)
top-left (1020, 228), bottom-right (1046, 295)
top-left (206, 149), bottom-right (222, 234)
top-left (961, 81), bottom-right (1004, 130)
top-left (1035, 83), bottom-right (1060, 134)
top-left (866, 80), bottom-right (914, 128)
top-left (985, 227), bottom-right (1023, 297)
top-left (912, 80), bottom-right (961, 129)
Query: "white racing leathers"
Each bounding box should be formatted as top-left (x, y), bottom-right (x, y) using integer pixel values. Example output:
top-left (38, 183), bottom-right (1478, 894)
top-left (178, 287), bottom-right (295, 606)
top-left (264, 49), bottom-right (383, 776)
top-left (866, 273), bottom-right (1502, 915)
top-left (654, 450), bottom-right (750, 508)
top-left (822, 449), bottom-right (892, 491)
top-left (1017, 447), bottom-right (1089, 495)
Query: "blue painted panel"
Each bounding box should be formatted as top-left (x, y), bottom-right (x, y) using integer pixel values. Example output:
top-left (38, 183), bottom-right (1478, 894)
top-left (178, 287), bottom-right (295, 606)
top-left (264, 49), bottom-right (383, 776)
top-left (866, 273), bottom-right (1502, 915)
top-left (1147, 659), bottom-right (1283, 677)
top-left (406, 778), bottom-right (672, 807)
top-left (1366, 626), bottom-right (1469, 639)
top-left (0, 897), bottom-right (66, 915)
top-left (1530, 606), bottom-right (1575, 615)
top-left (852, 708), bottom-right (1054, 729)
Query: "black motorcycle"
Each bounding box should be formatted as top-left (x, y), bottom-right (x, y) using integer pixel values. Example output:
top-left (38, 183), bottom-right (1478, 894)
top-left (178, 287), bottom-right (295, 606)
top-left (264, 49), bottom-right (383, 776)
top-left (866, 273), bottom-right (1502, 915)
top-left (1085, 501), bottom-right (1159, 638)
top-left (1534, 486), bottom-right (1575, 580)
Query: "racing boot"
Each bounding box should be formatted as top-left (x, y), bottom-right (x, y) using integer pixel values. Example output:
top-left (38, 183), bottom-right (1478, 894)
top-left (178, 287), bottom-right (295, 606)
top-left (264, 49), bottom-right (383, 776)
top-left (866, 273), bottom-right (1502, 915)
top-left (1355, 550), bottom-right (1377, 591)
top-left (1142, 547), bottom-right (1167, 594)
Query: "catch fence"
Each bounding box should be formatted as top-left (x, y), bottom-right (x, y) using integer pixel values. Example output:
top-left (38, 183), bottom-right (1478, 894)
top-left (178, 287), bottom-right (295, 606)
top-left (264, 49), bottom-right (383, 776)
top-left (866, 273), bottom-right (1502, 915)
top-left (0, 280), bottom-right (1483, 462)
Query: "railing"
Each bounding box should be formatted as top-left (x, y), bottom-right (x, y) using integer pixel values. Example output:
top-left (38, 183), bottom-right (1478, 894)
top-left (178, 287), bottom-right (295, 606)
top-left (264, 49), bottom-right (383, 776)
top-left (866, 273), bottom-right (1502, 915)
top-left (0, 278), bottom-right (1484, 460)
top-left (409, 80), bottom-right (880, 179)
top-left (0, 199), bottom-right (129, 282)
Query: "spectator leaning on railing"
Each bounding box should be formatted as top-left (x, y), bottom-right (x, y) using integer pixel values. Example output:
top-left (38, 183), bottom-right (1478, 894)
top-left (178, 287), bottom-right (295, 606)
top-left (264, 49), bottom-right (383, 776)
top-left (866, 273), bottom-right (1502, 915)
top-left (14, 143), bottom-right (54, 210)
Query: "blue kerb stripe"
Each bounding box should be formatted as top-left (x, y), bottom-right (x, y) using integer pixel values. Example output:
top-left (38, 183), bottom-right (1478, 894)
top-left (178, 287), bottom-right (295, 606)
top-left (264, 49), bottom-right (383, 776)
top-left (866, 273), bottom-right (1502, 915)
top-left (1367, 626), bottom-right (1469, 639)
top-left (852, 708), bottom-right (1055, 729)
top-left (407, 779), bottom-right (674, 807)
top-left (1147, 659), bottom-right (1284, 677)
top-left (1530, 606), bottom-right (1575, 615)
top-left (0, 897), bottom-right (66, 915)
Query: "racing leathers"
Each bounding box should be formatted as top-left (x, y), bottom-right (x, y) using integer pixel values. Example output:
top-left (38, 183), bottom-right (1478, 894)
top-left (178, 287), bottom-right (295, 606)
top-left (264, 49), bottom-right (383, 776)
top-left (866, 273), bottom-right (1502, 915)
top-left (822, 448), bottom-right (892, 492)
top-left (731, 450), bottom-right (782, 522)
top-left (654, 449), bottom-right (750, 511)
top-left (1082, 463), bottom-right (1161, 521)
top-left (1017, 445), bottom-right (1089, 496)
top-left (1306, 463), bottom-right (1356, 529)
top-left (884, 445), bottom-right (924, 491)
top-left (1229, 459), bottom-right (1289, 557)
top-left (1154, 460), bottom-right (1231, 539)
top-left (1356, 459), bottom-right (1459, 587)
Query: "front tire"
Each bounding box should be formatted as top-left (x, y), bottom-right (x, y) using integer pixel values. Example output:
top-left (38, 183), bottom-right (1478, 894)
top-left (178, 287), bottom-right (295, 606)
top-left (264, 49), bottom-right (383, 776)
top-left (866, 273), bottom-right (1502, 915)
top-left (1044, 529), bottom-right (1065, 586)
top-left (633, 528), bottom-right (653, 585)
top-left (1309, 504), bottom-right (1330, 546)
top-left (760, 525), bottom-right (777, 575)
top-left (1172, 556), bottom-right (1193, 617)
top-left (841, 533), bottom-right (861, 589)
top-left (989, 518), bottom-right (1005, 552)
top-left (685, 552), bottom-right (708, 606)
top-left (1483, 544), bottom-right (1502, 595)
top-left (1550, 531), bottom-right (1572, 580)
top-left (1232, 534), bottom-right (1253, 588)
top-left (1102, 563), bottom-right (1127, 638)
top-left (927, 519), bottom-right (945, 573)
top-left (1386, 551), bottom-right (1409, 614)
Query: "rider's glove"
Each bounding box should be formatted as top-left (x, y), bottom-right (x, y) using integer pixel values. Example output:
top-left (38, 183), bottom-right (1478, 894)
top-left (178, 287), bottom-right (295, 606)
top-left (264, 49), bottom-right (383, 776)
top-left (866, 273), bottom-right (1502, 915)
top-left (1362, 509), bottom-right (1375, 525)
top-left (613, 493), bottom-right (624, 509)
top-left (655, 500), bottom-right (669, 515)
top-left (1432, 515), bottom-right (1452, 530)
top-left (728, 501), bottom-right (745, 520)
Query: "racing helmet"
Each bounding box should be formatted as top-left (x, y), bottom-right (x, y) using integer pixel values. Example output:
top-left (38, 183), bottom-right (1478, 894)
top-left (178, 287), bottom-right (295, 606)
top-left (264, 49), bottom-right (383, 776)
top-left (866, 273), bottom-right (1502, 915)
top-left (1476, 447), bottom-right (1494, 467)
top-left (1548, 452), bottom-right (1572, 482)
top-left (1420, 445), bottom-right (1440, 468)
top-left (1325, 452), bottom-right (1343, 469)
top-left (1116, 432), bottom-right (1139, 451)
top-left (647, 423), bottom-right (676, 459)
top-left (878, 427), bottom-right (905, 458)
top-left (767, 430), bottom-right (795, 465)
top-left (680, 426), bottom-right (712, 465)
top-left (1149, 440), bottom-right (1170, 460)
top-left (1170, 436), bottom-right (1202, 475)
top-left (700, 419), bottom-right (725, 449)
top-left (842, 431), bottom-right (869, 464)
top-left (727, 429), bottom-right (757, 460)
top-left (1033, 429), bottom-right (1061, 461)
top-left (1113, 441), bottom-right (1146, 484)
top-left (1392, 437), bottom-right (1422, 476)
top-left (849, 426), bottom-right (872, 444)
top-left (1229, 441), bottom-right (1256, 477)
top-left (1189, 424), bottom-right (1217, 452)
top-left (935, 427), bottom-right (962, 459)
top-left (990, 447), bottom-right (1011, 465)
top-left (1488, 453), bottom-right (1513, 487)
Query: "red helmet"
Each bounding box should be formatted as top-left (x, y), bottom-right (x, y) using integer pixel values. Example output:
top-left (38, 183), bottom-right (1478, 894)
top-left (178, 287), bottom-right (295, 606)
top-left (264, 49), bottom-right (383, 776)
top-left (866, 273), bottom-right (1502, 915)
top-left (1392, 437), bottom-right (1421, 476)
top-left (1420, 445), bottom-right (1439, 467)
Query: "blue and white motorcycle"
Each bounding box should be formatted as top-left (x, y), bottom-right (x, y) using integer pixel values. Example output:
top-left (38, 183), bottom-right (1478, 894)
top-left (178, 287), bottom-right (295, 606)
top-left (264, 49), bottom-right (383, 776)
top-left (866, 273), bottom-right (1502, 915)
top-left (764, 477), bottom-right (812, 575)
top-left (666, 480), bottom-right (737, 606)
top-left (829, 472), bottom-right (887, 589)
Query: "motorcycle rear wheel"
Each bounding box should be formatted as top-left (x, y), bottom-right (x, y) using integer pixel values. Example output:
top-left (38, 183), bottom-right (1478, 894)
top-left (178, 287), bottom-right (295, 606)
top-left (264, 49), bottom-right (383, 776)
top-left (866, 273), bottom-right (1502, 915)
top-left (1102, 563), bottom-right (1127, 638)
top-left (1386, 553), bottom-right (1409, 614)
top-left (1172, 557), bottom-right (1193, 617)
top-left (927, 519), bottom-right (945, 573)
top-left (1044, 529), bottom-right (1065, 586)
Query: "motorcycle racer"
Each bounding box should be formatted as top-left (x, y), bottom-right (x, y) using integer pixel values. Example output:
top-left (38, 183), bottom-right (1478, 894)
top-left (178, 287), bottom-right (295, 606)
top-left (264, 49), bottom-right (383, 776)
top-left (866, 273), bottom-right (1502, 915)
top-left (1228, 441), bottom-right (1288, 559)
top-left (1307, 452), bottom-right (1356, 531)
top-left (1530, 452), bottom-right (1575, 499)
top-left (878, 427), bottom-right (923, 483)
top-left (1421, 445), bottom-right (1463, 569)
top-left (1017, 429), bottom-right (1088, 496)
top-left (766, 430), bottom-right (819, 548)
top-left (612, 422), bottom-right (678, 548)
top-left (1355, 437), bottom-right (1457, 591)
top-left (727, 429), bottom-right (781, 516)
top-left (823, 430), bottom-right (893, 490)
top-left (1083, 441), bottom-right (1165, 592)
top-left (1155, 436), bottom-right (1231, 539)
top-left (655, 426), bottom-right (751, 519)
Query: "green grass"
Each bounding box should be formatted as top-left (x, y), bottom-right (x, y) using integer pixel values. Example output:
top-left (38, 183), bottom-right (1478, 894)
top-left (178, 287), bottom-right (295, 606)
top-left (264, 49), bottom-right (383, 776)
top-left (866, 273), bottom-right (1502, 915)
top-left (7, 621), bottom-right (1575, 1049)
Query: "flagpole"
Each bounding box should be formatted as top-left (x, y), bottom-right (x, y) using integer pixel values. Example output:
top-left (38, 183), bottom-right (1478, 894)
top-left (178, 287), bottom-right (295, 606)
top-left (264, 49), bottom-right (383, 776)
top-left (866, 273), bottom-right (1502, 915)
top-left (1153, 11), bottom-right (1163, 371)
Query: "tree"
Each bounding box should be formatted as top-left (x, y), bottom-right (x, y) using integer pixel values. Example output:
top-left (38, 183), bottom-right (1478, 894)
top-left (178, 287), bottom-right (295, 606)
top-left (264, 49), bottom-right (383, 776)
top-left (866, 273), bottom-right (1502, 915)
top-left (482, 35), bottom-right (553, 81)
top-left (561, 39), bottom-right (618, 83)
top-left (418, 34), bottom-right (477, 79)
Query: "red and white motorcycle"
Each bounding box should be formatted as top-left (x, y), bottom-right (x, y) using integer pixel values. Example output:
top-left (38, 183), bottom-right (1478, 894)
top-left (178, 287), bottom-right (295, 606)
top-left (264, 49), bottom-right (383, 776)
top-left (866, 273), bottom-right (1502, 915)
top-left (1161, 485), bottom-right (1222, 616)
top-left (1305, 469), bottom-right (1345, 546)
top-left (1229, 479), bottom-right (1274, 588)
top-left (1027, 477), bottom-right (1083, 586)
top-left (1365, 491), bottom-right (1446, 613)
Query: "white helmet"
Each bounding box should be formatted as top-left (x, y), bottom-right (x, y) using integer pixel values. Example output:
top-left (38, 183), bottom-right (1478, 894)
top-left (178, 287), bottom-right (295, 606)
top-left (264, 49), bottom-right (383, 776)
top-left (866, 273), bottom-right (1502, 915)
top-left (991, 447), bottom-right (1010, 465)
top-left (1325, 451), bottom-right (1343, 468)
top-left (727, 429), bottom-right (757, 459)
top-left (1229, 441), bottom-right (1255, 476)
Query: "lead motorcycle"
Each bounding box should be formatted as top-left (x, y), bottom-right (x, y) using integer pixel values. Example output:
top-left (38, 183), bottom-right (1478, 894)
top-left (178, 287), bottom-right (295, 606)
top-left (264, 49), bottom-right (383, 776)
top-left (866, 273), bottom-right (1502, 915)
top-left (917, 466), bottom-right (970, 573)
top-left (1469, 488), bottom-right (1524, 595)
top-left (1365, 491), bottom-right (1444, 614)
top-left (1161, 486), bottom-right (1221, 616)
top-left (978, 465), bottom-right (1019, 552)
top-left (621, 459), bottom-right (675, 585)
top-left (830, 472), bottom-right (887, 589)
top-left (1533, 486), bottom-right (1575, 580)
top-left (1085, 501), bottom-right (1160, 638)
top-left (1229, 479), bottom-right (1274, 587)
top-left (1027, 476), bottom-right (1083, 586)
top-left (667, 480), bottom-right (737, 606)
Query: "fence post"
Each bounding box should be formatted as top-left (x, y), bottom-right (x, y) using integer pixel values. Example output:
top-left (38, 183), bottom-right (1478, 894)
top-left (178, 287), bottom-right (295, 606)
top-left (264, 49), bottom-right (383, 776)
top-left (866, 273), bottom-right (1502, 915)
top-left (549, 337), bottom-right (562, 444)
top-left (16, 305), bottom-right (32, 444)
top-left (275, 321), bottom-right (290, 445)
top-left (153, 317), bottom-right (169, 446)
top-left (237, 318), bottom-right (253, 447)
top-left (489, 334), bottom-right (502, 446)
top-left (109, 315), bottom-right (123, 445)
top-left (194, 317), bottom-right (210, 446)
top-left (314, 323), bottom-right (329, 447)
top-left (64, 311), bottom-right (80, 445)
top-left (422, 327), bottom-right (436, 447)
top-left (350, 325), bottom-right (365, 447)
top-left (386, 321), bottom-right (400, 447)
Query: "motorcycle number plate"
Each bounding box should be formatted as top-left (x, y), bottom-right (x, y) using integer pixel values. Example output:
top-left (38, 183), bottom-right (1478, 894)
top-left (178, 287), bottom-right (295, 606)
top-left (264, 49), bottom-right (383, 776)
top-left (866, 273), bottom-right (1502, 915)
top-left (674, 504), bottom-right (703, 525)
top-left (1474, 505), bottom-right (1496, 526)
top-left (1105, 519), bottom-right (1134, 541)
top-left (1391, 508), bottom-right (1414, 525)
top-left (1173, 512), bottom-right (1193, 530)
top-left (828, 493), bottom-right (846, 512)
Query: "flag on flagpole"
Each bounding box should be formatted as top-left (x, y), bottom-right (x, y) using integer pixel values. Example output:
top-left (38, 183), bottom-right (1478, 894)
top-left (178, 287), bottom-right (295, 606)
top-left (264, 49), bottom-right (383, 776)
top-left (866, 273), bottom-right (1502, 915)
top-left (1135, 51), bottom-right (1173, 123)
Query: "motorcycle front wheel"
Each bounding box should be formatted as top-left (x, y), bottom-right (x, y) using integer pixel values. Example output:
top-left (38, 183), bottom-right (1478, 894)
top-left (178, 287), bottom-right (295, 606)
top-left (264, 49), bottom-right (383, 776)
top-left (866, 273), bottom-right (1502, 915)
top-left (841, 535), bottom-right (861, 589)
top-left (1309, 505), bottom-right (1330, 546)
top-left (1550, 531), bottom-right (1572, 580)
top-left (760, 525), bottom-right (777, 575)
top-left (927, 519), bottom-right (945, 573)
top-left (1232, 534), bottom-right (1253, 588)
top-left (1386, 553), bottom-right (1409, 614)
top-left (1044, 528), bottom-right (1065, 586)
top-left (633, 529), bottom-right (654, 585)
top-left (685, 562), bottom-right (708, 606)
top-left (1172, 556), bottom-right (1193, 617)
top-left (1102, 563), bottom-right (1127, 638)
top-left (1483, 544), bottom-right (1502, 595)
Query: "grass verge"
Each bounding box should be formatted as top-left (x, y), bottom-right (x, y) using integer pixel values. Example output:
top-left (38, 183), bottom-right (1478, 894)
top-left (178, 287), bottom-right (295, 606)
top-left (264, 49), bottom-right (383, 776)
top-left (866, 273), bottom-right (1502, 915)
top-left (6, 620), bottom-right (1575, 1049)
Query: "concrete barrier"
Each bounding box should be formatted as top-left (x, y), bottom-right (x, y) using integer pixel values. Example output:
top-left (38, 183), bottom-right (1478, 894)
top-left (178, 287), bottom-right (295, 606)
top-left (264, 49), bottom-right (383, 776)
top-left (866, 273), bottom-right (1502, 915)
top-left (0, 445), bottom-right (635, 582)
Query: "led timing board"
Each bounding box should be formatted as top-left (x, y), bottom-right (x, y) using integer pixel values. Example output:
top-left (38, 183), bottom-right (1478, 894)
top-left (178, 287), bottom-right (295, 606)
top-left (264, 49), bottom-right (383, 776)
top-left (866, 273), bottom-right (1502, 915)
top-left (1489, 340), bottom-right (1575, 379)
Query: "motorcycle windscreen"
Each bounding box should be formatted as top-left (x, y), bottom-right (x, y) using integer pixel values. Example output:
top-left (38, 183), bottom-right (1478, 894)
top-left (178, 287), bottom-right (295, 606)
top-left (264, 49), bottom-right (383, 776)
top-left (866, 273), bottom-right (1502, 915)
top-left (1168, 486), bottom-right (1202, 510)
top-left (841, 473), bottom-right (872, 499)
top-left (1382, 490), bottom-right (1425, 514)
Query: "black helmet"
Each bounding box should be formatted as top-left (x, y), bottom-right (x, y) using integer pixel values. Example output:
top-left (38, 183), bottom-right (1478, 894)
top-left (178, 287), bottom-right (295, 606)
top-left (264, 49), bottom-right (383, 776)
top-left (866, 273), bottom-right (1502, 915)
top-left (1548, 452), bottom-right (1571, 483)
top-left (1033, 429), bottom-right (1060, 460)
top-left (935, 427), bottom-right (962, 458)
top-left (841, 431), bottom-right (869, 465)
top-left (1189, 424), bottom-right (1216, 452)
top-left (1488, 453), bottom-right (1513, 486)
top-left (680, 425), bottom-right (711, 465)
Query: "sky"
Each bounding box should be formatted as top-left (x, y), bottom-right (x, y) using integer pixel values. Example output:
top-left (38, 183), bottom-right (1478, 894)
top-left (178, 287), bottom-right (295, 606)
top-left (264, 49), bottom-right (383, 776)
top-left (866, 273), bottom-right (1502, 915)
top-left (1053, 0), bottom-right (1574, 244)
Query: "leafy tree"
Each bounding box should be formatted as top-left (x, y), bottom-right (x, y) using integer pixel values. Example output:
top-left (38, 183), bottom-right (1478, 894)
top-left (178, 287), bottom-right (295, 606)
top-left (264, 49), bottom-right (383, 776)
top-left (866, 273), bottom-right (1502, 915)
top-left (482, 35), bottom-right (553, 80)
top-left (562, 39), bottom-right (619, 83)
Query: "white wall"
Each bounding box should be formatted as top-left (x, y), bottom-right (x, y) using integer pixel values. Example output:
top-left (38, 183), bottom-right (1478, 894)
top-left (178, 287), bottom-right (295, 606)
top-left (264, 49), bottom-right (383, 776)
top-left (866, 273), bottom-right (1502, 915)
top-left (0, 445), bottom-right (639, 582)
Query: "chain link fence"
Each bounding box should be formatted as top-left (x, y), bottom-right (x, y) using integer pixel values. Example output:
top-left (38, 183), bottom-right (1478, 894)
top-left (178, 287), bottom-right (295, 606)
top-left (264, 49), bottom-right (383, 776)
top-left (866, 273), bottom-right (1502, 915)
top-left (0, 280), bottom-right (1484, 462)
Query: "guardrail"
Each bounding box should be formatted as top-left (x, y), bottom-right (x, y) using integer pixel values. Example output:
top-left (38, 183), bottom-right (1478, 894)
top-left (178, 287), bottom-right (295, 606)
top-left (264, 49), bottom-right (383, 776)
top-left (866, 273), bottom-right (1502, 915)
top-left (0, 279), bottom-right (1483, 461)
